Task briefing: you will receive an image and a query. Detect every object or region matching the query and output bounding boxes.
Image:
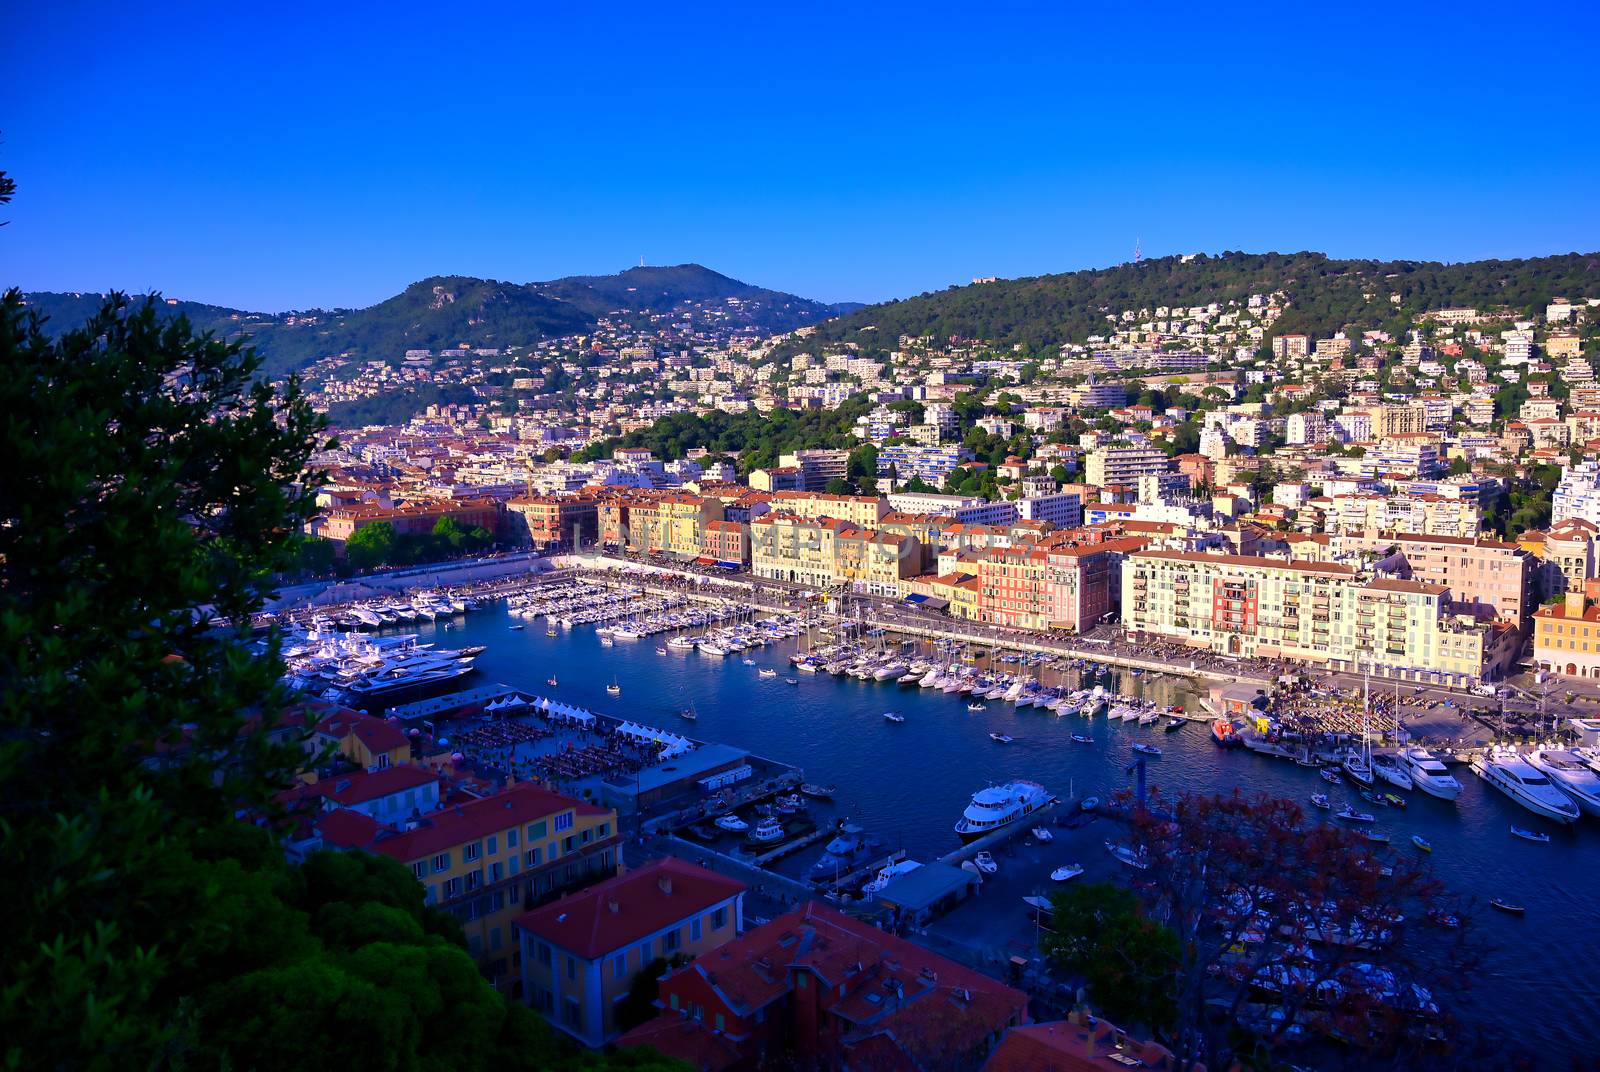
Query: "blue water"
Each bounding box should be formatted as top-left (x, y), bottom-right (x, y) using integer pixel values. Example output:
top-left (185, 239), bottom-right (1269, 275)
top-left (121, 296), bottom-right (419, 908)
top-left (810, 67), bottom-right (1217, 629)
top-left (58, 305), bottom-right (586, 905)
top-left (415, 607), bottom-right (1599, 1057)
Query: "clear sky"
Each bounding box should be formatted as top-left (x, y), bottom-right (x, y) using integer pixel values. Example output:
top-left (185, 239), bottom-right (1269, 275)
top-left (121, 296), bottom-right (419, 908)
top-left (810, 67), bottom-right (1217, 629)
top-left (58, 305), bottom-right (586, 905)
top-left (4, 1), bottom-right (1597, 311)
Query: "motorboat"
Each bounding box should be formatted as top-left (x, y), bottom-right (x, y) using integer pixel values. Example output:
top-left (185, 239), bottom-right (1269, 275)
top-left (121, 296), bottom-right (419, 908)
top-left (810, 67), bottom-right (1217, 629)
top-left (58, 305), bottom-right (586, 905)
top-left (1336, 804), bottom-right (1376, 823)
top-left (1371, 754), bottom-right (1414, 792)
top-left (1211, 719), bottom-right (1242, 747)
top-left (1490, 899), bottom-right (1526, 915)
top-left (966, 703), bottom-right (986, 712)
top-left (799, 783), bottom-right (836, 799)
top-left (862, 860), bottom-right (922, 894)
top-left (1165, 718), bottom-right (1186, 732)
top-left (989, 732), bottom-right (1014, 744)
top-left (883, 712), bottom-right (906, 724)
top-left (758, 667), bottom-right (778, 678)
top-left (1070, 734), bottom-right (1093, 744)
top-left (1427, 908), bottom-right (1460, 929)
top-left (954, 781), bottom-right (1050, 842)
top-left (1310, 792), bottom-right (1331, 810)
top-left (606, 679), bottom-right (621, 696)
top-left (785, 677), bottom-right (799, 685)
top-left (1320, 768), bottom-right (1343, 785)
top-left (1079, 796), bottom-right (1099, 812)
top-left (1398, 747), bottom-right (1462, 800)
top-left (1411, 835), bottom-right (1432, 853)
top-left (1031, 826), bottom-right (1053, 842)
top-left (1526, 748), bottom-right (1600, 816)
top-left (1050, 863), bottom-right (1084, 883)
top-left (508, 623), bottom-right (524, 631)
top-left (547, 676), bottom-right (558, 686)
top-left (1510, 825), bottom-right (1550, 843)
top-left (973, 851), bottom-right (998, 875)
top-left (811, 822), bottom-right (875, 875)
top-left (1364, 831), bottom-right (1390, 845)
top-left (746, 818), bottom-right (785, 845)
top-left (1104, 839), bottom-right (1149, 870)
top-left (656, 646), bottom-right (668, 655)
top-left (714, 814), bottom-right (749, 833)
top-left (1132, 743), bottom-right (1162, 757)
top-left (1471, 747), bottom-right (1580, 824)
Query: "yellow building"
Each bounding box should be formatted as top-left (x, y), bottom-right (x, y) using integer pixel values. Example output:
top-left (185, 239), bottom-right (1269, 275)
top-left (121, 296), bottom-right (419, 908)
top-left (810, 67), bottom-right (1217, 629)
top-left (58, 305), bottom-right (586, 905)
top-left (317, 782), bottom-right (620, 992)
top-left (1534, 591), bottom-right (1600, 679)
top-left (769, 490), bottom-right (888, 527)
top-left (516, 857), bottom-right (746, 1048)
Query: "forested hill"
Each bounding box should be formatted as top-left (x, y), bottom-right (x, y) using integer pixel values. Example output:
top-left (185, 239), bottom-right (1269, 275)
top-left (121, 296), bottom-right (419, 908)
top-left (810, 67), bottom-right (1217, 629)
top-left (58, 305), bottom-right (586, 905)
top-left (19, 264), bottom-right (858, 377)
top-left (790, 251), bottom-right (1600, 354)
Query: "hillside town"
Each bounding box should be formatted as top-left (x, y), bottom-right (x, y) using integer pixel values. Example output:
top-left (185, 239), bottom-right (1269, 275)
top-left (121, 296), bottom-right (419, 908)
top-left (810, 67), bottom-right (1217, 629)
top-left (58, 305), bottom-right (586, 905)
top-left (299, 286), bottom-right (1600, 692)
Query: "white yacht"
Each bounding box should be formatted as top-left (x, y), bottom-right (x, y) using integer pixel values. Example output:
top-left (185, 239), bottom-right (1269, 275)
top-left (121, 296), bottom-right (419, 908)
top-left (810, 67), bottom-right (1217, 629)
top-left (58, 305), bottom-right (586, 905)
top-left (954, 781), bottom-right (1051, 842)
top-left (1526, 748), bottom-right (1600, 817)
top-left (1371, 753), bottom-right (1414, 792)
top-left (1397, 747), bottom-right (1462, 800)
top-left (1471, 747), bottom-right (1580, 824)
top-left (862, 860), bottom-right (922, 895)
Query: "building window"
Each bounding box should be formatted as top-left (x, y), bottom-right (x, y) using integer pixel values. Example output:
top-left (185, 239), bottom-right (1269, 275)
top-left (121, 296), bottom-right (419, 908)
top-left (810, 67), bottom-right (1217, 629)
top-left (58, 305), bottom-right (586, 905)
top-left (486, 835), bottom-right (497, 856)
top-left (613, 954), bottom-right (627, 980)
top-left (580, 828), bottom-right (592, 845)
top-left (525, 848), bottom-right (541, 868)
top-left (554, 812), bottom-right (574, 833)
top-left (664, 928), bottom-right (680, 953)
top-left (507, 828), bottom-right (518, 848)
top-left (463, 842), bottom-right (482, 863)
top-left (433, 853), bottom-right (450, 873)
top-left (691, 916), bottom-right (703, 942)
top-left (669, 992), bottom-right (679, 1010)
top-left (563, 836), bottom-right (576, 853)
top-left (411, 861), bottom-right (427, 880)
top-left (527, 820), bottom-right (547, 841)
top-left (491, 862), bottom-right (504, 883)
top-left (712, 907), bottom-right (728, 930)
top-left (564, 999), bottom-right (581, 1028)
top-left (538, 943), bottom-right (552, 966)
top-left (640, 940), bottom-right (651, 963)
top-left (597, 823), bottom-right (610, 838)
top-left (715, 1013), bottom-right (725, 1032)
top-left (443, 878), bottom-right (462, 899)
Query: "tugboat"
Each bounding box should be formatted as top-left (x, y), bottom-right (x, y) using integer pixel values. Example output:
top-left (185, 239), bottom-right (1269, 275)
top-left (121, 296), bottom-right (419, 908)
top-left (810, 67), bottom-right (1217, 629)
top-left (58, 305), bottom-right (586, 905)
top-left (1212, 719), bottom-right (1242, 747)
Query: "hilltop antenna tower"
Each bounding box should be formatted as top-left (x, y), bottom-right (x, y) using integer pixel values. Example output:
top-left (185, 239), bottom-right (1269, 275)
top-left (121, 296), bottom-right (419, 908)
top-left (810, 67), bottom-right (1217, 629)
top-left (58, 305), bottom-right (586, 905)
top-left (1134, 237), bottom-right (1143, 263)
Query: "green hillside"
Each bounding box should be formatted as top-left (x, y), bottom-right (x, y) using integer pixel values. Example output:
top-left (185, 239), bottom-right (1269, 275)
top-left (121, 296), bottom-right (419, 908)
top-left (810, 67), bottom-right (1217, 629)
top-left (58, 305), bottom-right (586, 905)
top-left (792, 250), bottom-right (1600, 354)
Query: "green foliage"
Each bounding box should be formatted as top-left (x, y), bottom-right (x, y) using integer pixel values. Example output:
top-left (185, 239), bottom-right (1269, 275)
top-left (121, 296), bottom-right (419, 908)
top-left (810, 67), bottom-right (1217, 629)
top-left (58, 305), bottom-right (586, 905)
top-left (576, 396), bottom-right (874, 473)
top-left (782, 251), bottom-right (1600, 356)
top-left (1041, 882), bottom-right (1179, 1034)
top-left (824, 476), bottom-right (854, 495)
top-left (0, 292), bottom-right (673, 1072)
top-left (348, 520), bottom-right (398, 571)
top-left (324, 382), bottom-right (480, 427)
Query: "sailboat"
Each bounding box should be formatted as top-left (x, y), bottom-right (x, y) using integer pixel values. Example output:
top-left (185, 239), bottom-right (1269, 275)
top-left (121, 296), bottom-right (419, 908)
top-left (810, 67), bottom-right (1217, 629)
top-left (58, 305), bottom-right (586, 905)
top-left (606, 676), bottom-right (621, 696)
top-left (678, 701), bottom-right (697, 722)
top-left (1343, 667), bottom-right (1375, 787)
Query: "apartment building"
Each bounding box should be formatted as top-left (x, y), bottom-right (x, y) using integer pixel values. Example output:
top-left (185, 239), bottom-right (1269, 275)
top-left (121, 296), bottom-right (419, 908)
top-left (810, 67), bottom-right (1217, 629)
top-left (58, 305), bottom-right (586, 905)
top-left (1552, 461), bottom-right (1600, 526)
top-left (1322, 494), bottom-right (1481, 539)
top-left (769, 490), bottom-right (889, 527)
top-left (316, 782), bottom-right (621, 991)
top-left (1067, 379), bottom-right (1126, 408)
top-left (750, 515), bottom-right (919, 594)
top-left (1121, 550), bottom-right (1516, 684)
top-left (779, 448), bottom-right (851, 492)
top-left (310, 496), bottom-right (501, 544)
top-left (1522, 518), bottom-right (1598, 598)
top-left (507, 493), bottom-right (600, 548)
top-left (597, 492), bottom-right (723, 557)
top-left (515, 857), bottom-right (746, 1048)
top-left (1085, 446), bottom-right (1171, 488)
top-left (1272, 334), bottom-right (1311, 360)
top-left (618, 901), bottom-right (1028, 1071)
top-left (1534, 592), bottom-right (1600, 679)
top-left (697, 519), bottom-right (751, 567)
top-left (1344, 531), bottom-right (1534, 633)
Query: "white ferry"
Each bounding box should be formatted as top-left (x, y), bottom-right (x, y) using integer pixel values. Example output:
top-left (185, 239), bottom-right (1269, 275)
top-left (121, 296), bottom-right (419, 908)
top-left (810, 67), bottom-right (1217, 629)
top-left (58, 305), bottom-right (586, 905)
top-left (954, 780), bottom-right (1051, 843)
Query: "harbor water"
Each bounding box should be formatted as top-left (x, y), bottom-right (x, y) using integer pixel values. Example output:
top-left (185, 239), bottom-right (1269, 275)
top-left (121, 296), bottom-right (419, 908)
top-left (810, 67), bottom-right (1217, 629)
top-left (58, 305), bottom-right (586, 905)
top-left (418, 606), bottom-right (1599, 1058)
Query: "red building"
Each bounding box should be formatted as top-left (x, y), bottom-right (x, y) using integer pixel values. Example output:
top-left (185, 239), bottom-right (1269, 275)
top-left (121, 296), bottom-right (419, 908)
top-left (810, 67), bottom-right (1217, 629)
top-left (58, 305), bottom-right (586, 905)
top-left (698, 519), bottom-right (750, 567)
top-left (619, 901), bottom-right (1028, 1070)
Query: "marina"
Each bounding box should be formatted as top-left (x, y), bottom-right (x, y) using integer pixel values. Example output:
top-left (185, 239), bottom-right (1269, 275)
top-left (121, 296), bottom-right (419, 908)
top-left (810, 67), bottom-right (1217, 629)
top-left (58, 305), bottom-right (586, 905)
top-left (283, 578), bottom-right (1600, 1060)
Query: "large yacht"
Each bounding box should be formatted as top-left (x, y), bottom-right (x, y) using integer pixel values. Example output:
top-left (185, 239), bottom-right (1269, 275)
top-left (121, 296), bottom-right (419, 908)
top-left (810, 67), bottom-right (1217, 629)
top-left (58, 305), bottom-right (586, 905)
top-left (1526, 748), bottom-right (1600, 817)
top-left (1471, 747), bottom-right (1580, 824)
top-left (954, 781), bottom-right (1052, 842)
top-left (1397, 747), bottom-right (1462, 800)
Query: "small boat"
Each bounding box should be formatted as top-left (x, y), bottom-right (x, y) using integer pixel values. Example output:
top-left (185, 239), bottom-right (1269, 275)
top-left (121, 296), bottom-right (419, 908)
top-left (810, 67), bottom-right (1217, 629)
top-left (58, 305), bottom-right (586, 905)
top-left (973, 851), bottom-right (998, 875)
top-left (1364, 831), bottom-right (1390, 844)
top-left (746, 817), bottom-right (785, 845)
top-left (1490, 899), bottom-right (1526, 915)
top-left (758, 667), bottom-right (778, 678)
top-left (606, 679), bottom-right (620, 696)
top-left (1411, 834), bottom-right (1432, 853)
top-left (1320, 768), bottom-right (1343, 785)
top-left (599, 635), bottom-right (612, 646)
top-left (656, 646), bottom-right (668, 655)
top-left (966, 702), bottom-right (986, 712)
top-left (1164, 718), bottom-right (1185, 733)
top-left (1383, 793), bottom-right (1407, 810)
top-left (1132, 743), bottom-right (1162, 757)
top-left (1336, 805), bottom-right (1376, 823)
top-left (1070, 734), bottom-right (1093, 744)
top-left (547, 676), bottom-right (558, 687)
top-left (1031, 826), bottom-right (1053, 842)
top-left (1310, 792), bottom-right (1331, 810)
top-left (508, 624), bottom-right (525, 631)
top-left (678, 705), bottom-right (697, 722)
top-left (1080, 796), bottom-right (1100, 812)
top-left (1050, 863), bottom-right (1085, 883)
top-left (713, 814), bottom-right (748, 833)
top-left (546, 628), bottom-right (558, 637)
top-left (785, 677), bottom-right (799, 685)
top-left (1105, 839), bottom-right (1149, 870)
top-left (989, 732), bottom-right (1014, 744)
top-left (884, 712), bottom-right (906, 724)
top-left (799, 783), bottom-right (836, 799)
top-left (1427, 907), bottom-right (1461, 928)
top-left (742, 658), bottom-right (756, 666)
top-left (1510, 826), bottom-right (1550, 843)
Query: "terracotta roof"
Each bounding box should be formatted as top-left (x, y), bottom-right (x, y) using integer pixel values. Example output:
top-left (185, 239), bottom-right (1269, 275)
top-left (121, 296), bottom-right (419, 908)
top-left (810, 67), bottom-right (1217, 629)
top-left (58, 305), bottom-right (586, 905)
top-left (515, 857), bottom-right (744, 960)
top-left (1130, 549), bottom-right (1355, 576)
top-left (1363, 578), bottom-right (1447, 596)
top-left (615, 1015), bottom-right (741, 1072)
top-left (982, 1021), bottom-right (1187, 1072)
top-left (316, 782), bottom-right (606, 863)
top-left (299, 763), bottom-right (439, 807)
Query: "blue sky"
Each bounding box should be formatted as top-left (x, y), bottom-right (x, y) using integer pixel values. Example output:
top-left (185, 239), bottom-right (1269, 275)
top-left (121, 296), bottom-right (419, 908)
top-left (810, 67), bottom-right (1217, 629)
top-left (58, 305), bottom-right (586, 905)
top-left (3, 1), bottom-right (1597, 310)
